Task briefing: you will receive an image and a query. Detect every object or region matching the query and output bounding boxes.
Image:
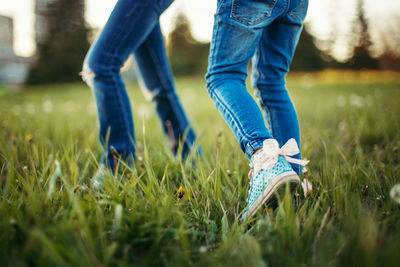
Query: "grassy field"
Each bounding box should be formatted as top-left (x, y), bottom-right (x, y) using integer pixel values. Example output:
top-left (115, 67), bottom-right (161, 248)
top-left (0, 71), bottom-right (400, 266)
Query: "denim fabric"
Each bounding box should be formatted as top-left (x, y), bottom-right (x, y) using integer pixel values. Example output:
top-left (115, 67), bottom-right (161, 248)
top-left (83, 0), bottom-right (197, 169)
top-left (206, 0), bottom-right (308, 174)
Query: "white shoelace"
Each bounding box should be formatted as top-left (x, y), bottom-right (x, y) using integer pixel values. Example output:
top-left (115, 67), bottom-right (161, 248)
top-left (250, 138), bottom-right (309, 173)
top-left (247, 138), bottom-right (309, 198)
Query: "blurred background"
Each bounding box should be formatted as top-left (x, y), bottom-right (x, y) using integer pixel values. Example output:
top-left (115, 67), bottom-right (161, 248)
top-left (0, 0), bottom-right (399, 87)
top-left (1, 2), bottom-right (400, 265)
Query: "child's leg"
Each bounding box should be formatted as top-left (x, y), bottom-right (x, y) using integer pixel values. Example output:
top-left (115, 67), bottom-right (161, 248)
top-left (207, 0), bottom-right (309, 220)
top-left (252, 6), bottom-right (307, 174)
top-left (206, 0), bottom-right (278, 158)
top-left (133, 24), bottom-right (198, 158)
top-left (82, 0), bottom-right (173, 169)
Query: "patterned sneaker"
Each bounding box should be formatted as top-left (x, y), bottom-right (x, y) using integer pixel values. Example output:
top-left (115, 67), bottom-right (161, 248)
top-left (241, 138), bottom-right (309, 221)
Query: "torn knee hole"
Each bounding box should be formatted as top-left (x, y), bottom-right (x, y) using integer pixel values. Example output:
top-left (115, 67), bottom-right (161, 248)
top-left (80, 65), bottom-right (95, 87)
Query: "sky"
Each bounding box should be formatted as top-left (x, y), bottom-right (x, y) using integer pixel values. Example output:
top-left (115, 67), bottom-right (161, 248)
top-left (0, 0), bottom-right (399, 59)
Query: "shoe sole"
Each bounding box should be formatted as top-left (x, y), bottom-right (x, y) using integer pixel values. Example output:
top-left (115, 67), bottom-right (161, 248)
top-left (267, 181), bottom-right (299, 210)
top-left (241, 171), bottom-right (300, 221)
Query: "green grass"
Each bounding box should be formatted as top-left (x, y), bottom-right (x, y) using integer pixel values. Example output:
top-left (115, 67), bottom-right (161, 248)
top-left (0, 71), bottom-right (400, 266)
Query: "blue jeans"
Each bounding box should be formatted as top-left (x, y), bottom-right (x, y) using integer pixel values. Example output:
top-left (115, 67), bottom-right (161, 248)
top-left (82, 0), bottom-right (197, 169)
top-left (206, 0), bottom-right (308, 174)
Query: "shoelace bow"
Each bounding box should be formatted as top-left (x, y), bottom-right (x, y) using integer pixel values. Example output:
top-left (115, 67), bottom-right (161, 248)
top-left (247, 138), bottom-right (310, 197)
top-left (250, 138), bottom-right (309, 173)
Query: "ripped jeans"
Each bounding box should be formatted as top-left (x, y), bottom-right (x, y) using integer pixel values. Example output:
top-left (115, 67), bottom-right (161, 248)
top-left (206, 0), bottom-right (308, 174)
top-left (82, 0), bottom-right (197, 169)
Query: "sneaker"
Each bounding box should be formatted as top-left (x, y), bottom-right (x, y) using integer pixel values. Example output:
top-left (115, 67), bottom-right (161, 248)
top-left (241, 138), bottom-right (308, 221)
top-left (91, 165), bottom-right (108, 191)
top-left (92, 164), bottom-right (137, 191)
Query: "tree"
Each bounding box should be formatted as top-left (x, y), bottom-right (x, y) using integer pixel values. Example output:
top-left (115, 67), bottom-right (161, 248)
top-left (291, 26), bottom-right (326, 71)
top-left (377, 16), bottom-right (400, 70)
top-left (27, 0), bottom-right (90, 84)
top-left (346, 0), bottom-right (379, 70)
top-left (167, 13), bottom-right (209, 76)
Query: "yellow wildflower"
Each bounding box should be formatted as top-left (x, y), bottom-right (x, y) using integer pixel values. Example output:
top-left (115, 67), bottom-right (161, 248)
top-left (301, 178), bottom-right (313, 198)
top-left (25, 134), bottom-right (33, 144)
top-left (177, 186), bottom-right (185, 199)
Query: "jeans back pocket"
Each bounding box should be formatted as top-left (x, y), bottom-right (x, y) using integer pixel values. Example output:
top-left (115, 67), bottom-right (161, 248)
top-left (231, 0), bottom-right (278, 26)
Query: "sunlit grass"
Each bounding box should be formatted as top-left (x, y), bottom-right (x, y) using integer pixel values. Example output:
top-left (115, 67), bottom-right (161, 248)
top-left (0, 71), bottom-right (399, 266)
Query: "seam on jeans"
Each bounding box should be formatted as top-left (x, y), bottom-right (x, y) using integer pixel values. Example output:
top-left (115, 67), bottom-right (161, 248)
top-left (123, 1), bottom-right (145, 18)
top-left (209, 19), bottom-right (221, 74)
top-left (274, 0), bottom-right (292, 22)
top-left (210, 88), bottom-right (251, 143)
top-left (216, 0), bottom-right (226, 14)
top-left (284, 0), bottom-right (291, 16)
top-left (287, 9), bottom-right (305, 22)
top-left (219, 17), bottom-right (260, 34)
top-left (231, 12), bottom-right (269, 26)
top-left (252, 45), bottom-right (271, 135)
top-left (287, 12), bottom-right (301, 22)
top-left (208, 86), bottom-right (253, 144)
top-left (253, 45), bottom-right (274, 137)
top-left (256, 88), bottom-right (273, 135)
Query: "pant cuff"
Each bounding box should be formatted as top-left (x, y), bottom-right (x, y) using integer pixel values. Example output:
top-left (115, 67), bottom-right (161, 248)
top-left (244, 139), bottom-right (265, 160)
